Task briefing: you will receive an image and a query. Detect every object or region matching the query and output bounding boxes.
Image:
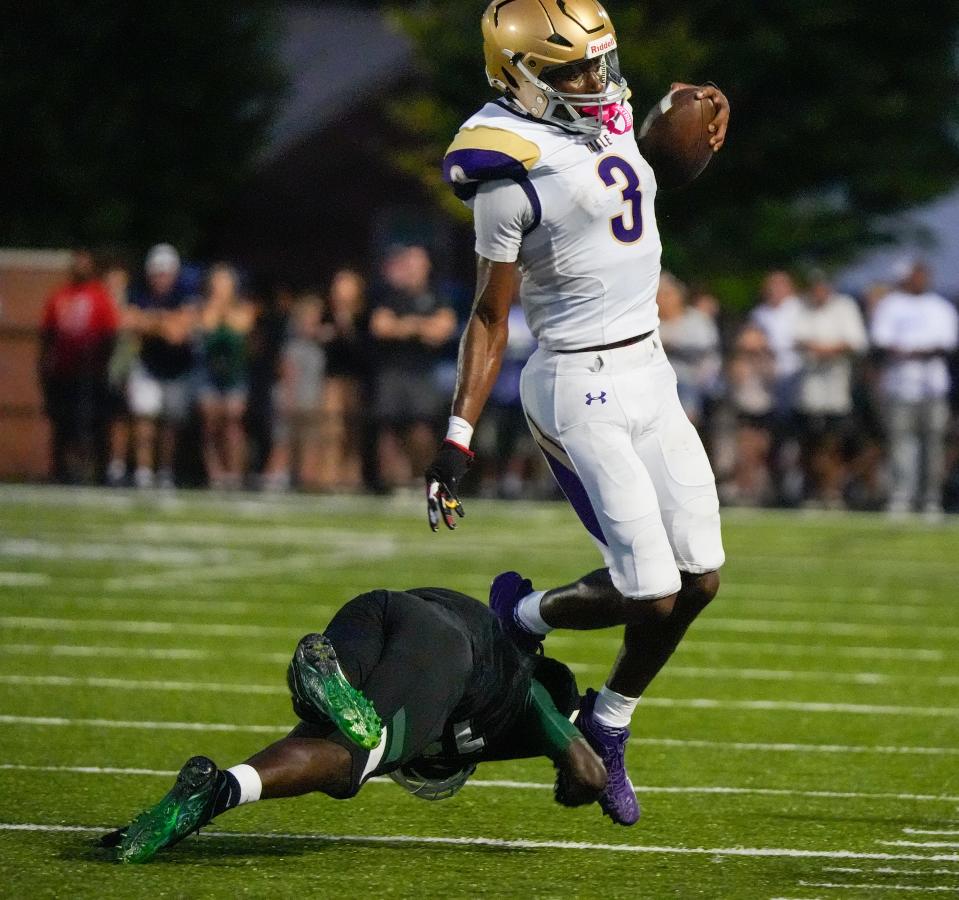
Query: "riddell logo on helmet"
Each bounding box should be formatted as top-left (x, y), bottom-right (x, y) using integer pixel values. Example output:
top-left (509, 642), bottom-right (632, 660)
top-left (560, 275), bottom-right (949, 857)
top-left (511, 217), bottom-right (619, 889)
top-left (586, 34), bottom-right (616, 59)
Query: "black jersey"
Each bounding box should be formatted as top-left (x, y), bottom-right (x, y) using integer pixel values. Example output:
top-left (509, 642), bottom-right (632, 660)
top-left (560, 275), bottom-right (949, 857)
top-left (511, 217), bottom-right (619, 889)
top-left (293, 587), bottom-right (579, 795)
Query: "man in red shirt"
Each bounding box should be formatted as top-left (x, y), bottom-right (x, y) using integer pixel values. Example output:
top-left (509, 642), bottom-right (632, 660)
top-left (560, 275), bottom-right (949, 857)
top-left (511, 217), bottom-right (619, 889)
top-left (38, 248), bottom-right (119, 483)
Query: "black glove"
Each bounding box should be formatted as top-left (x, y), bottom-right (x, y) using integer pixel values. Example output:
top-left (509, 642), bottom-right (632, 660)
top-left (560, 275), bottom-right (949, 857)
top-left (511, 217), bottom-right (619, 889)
top-left (425, 439), bottom-right (475, 531)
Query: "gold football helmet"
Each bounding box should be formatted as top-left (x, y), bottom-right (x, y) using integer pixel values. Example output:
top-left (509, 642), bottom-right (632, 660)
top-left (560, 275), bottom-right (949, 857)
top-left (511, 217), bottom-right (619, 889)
top-left (482, 0), bottom-right (628, 136)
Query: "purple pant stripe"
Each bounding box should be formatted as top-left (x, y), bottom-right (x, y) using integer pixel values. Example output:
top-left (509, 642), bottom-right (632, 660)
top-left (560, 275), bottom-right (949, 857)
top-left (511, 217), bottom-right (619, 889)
top-left (543, 452), bottom-right (608, 547)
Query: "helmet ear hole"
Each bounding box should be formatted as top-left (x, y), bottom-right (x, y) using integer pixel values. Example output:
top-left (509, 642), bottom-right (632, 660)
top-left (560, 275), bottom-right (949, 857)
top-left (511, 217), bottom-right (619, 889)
top-left (501, 67), bottom-right (520, 90)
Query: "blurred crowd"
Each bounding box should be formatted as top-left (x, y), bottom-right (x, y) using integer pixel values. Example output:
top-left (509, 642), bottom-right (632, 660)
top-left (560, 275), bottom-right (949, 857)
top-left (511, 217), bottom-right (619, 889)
top-left (38, 244), bottom-right (959, 515)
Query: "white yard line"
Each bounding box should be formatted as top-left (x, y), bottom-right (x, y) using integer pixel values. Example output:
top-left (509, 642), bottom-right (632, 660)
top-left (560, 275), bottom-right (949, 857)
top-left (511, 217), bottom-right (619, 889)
top-left (0, 572), bottom-right (51, 587)
top-left (0, 538), bottom-right (240, 566)
top-left (678, 641), bottom-right (945, 662)
top-left (2, 674), bottom-right (955, 718)
top-left (3, 821), bottom-right (959, 862)
top-left (823, 867), bottom-right (959, 876)
top-left (103, 544), bottom-right (394, 591)
top-left (568, 662), bottom-right (959, 687)
top-left (0, 675), bottom-right (288, 694)
top-left (0, 715), bottom-right (285, 734)
top-left (0, 616), bottom-right (291, 637)
top-left (882, 841), bottom-right (959, 850)
top-left (0, 637), bottom-right (947, 667)
top-left (800, 882), bottom-right (959, 893)
top-left (632, 737), bottom-right (959, 757)
top-left (0, 643), bottom-right (291, 664)
top-left (1, 763), bottom-right (955, 805)
top-left (904, 829), bottom-right (959, 837)
top-left (3, 654), bottom-right (957, 689)
top-left (1, 713), bottom-right (956, 759)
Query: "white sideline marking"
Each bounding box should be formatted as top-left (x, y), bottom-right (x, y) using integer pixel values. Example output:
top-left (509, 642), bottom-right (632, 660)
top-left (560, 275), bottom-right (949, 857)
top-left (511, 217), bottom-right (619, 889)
top-left (632, 737), bottom-right (959, 758)
top-left (2, 712), bottom-right (955, 758)
top-left (1, 763), bottom-right (955, 805)
top-left (904, 829), bottom-right (959, 836)
top-left (3, 674), bottom-right (956, 718)
top-left (823, 867), bottom-right (959, 876)
top-left (0, 616), bottom-right (290, 638)
top-left (882, 841), bottom-right (959, 849)
top-left (0, 572), bottom-right (50, 587)
top-left (800, 881), bottom-right (959, 892)
top-left (3, 822), bottom-right (959, 862)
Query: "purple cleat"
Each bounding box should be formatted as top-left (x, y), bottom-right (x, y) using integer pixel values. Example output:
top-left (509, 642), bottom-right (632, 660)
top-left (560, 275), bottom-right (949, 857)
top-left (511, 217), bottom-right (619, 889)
top-left (576, 688), bottom-right (640, 826)
top-left (489, 571), bottom-right (543, 655)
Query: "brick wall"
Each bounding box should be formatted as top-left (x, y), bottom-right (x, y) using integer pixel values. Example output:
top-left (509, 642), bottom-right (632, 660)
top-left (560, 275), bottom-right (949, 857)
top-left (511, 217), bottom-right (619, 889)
top-left (0, 249), bottom-right (71, 480)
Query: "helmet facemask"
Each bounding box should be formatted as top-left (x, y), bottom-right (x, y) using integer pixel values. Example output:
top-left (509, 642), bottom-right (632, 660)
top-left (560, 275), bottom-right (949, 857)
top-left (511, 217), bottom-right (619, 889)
top-left (499, 48), bottom-right (629, 136)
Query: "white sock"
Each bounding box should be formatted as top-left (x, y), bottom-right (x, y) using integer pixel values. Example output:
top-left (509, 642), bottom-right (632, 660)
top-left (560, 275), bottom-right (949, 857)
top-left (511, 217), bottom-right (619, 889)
top-left (226, 764), bottom-right (262, 805)
top-left (515, 590), bottom-right (553, 636)
top-left (593, 686), bottom-right (640, 730)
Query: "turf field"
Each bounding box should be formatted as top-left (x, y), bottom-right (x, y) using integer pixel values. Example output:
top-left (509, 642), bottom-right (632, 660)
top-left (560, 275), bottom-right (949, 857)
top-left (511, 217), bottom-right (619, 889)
top-left (0, 485), bottom-right (957, 898)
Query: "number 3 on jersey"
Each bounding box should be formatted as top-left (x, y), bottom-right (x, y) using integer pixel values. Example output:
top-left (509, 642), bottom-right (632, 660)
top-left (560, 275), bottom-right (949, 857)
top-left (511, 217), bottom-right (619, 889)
top-left (597, 155), bottom-right (644, 244)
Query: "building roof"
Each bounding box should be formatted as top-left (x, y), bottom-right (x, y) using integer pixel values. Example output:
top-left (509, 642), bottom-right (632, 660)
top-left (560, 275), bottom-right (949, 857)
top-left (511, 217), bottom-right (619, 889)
top-left (265, 3), bottom-right (414, 161)
top-left (839, 188), bottom-right (959, 299)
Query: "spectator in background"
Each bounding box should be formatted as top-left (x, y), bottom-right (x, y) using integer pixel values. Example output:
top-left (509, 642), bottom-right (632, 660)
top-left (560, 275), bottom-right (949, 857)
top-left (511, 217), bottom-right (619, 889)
top-left (723, 323), bottom-right (776, 506)
top-left (750, 270), bottom-right (803, 504)
top-left (38, 248), bottom-right (119, 483)
top-left (369, 245), bottom-right (456, 490)
top-left (871, 261), bottom-right (959, 518)
top-left (197, 264), bottom-right (254, 489)
top-left (793, 270), bottom-right (869, 508)
top-left (656, 273), bottom-right (722, 431)
top-left (103, 259), bottom-right (136, 486)
top-left (126, 244), bottom-right (199, 489)
top-left (245, 284), bottom-right (294, 478)
top-left (263, 295), bottom-right (326, 490)
top-left (317, 269), bottom-right (370, 491)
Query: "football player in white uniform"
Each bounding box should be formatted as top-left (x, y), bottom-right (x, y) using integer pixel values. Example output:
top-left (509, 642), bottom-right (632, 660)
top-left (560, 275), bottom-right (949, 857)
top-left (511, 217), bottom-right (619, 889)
top-left (425, 0), bottom-right (730, 825)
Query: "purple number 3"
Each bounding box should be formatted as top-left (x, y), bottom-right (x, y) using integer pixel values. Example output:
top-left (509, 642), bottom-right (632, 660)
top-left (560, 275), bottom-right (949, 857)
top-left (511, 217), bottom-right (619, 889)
top-left (597, 155), bottom-right (643, 244)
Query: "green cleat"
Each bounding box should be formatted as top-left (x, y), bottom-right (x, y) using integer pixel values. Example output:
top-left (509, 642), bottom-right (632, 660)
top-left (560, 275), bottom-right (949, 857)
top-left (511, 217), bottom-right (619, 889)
top-left (288, 633), bottom-right (382, 750)
top-left (114, 755), bottom-right (219, 863)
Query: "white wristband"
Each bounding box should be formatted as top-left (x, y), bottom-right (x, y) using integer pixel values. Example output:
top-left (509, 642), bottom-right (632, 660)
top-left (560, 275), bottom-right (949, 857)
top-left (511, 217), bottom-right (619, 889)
top-left (446, 416), bottom-right (474, 449)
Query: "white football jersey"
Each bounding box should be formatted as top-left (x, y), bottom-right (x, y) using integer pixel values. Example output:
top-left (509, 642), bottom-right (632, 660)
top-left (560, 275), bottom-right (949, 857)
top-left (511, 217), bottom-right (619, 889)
top-left (444, 100), bottom-right (662, 351)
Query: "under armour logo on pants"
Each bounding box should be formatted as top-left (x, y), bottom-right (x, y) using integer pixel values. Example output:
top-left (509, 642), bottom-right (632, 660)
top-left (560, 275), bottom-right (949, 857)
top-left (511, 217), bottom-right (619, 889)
top-left (585, 392), bottom-right (608, 405)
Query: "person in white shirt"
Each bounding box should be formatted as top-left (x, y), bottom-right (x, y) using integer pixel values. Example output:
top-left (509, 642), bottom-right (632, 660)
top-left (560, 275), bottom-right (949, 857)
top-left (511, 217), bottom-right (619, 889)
top-left (793, 271), bottom-right (869, 508)
top-left (750, 270), bottom-right (804, 503)
top-left (870, 262), bottom-right (959, 516)
top-left (421, 0), bottom-right (730, 826)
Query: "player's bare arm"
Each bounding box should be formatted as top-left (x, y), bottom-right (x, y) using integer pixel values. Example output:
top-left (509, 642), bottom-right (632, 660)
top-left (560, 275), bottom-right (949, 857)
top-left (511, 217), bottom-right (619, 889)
top-left (425, 256), bottom-right (518, 531)
top-left (453, 256), bottom-right (519, 425)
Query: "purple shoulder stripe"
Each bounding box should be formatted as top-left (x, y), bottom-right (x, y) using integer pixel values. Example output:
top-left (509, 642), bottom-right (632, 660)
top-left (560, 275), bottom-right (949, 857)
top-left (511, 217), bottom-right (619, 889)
top-left (442, 148), bottom-right (530, 186)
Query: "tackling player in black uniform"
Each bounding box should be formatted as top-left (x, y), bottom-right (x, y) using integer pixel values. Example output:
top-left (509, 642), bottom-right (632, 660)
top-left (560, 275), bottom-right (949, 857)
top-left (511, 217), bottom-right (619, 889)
top-left (101, 586), bottom-right (607, 863)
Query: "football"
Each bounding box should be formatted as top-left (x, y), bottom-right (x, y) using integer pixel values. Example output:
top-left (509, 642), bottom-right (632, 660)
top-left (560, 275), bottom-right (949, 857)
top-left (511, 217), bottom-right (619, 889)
top-left (638, 86), bottom-right (716, 191)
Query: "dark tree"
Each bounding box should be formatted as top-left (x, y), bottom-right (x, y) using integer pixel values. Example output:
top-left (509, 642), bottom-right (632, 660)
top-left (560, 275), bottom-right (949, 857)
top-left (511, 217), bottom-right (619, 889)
top-left (393, 0), bottom-right (959, 305)
top-left (0, 2), bottom-right (285, 253)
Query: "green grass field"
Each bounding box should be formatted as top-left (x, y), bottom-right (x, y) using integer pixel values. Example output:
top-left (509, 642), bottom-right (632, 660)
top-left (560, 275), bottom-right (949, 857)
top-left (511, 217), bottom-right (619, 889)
top-left (0, 485), bottom-right (957, 898)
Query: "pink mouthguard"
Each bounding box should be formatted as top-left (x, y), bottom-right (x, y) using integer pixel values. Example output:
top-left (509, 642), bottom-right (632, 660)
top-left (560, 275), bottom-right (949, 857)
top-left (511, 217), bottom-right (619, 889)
top-left (582, 103), bottom-right (633, 134)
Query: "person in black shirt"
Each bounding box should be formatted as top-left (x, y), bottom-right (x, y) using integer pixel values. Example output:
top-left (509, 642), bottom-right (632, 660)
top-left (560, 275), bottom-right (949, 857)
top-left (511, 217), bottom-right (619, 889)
top-left (101, 586), bottom-right (606, 863)
top-left (369, 245), bottom-right (456, 488)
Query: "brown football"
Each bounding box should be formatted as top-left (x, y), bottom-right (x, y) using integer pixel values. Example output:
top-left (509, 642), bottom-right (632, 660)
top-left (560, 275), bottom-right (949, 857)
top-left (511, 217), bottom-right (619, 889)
top-left (638, 87), bottom-right (715, 191)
